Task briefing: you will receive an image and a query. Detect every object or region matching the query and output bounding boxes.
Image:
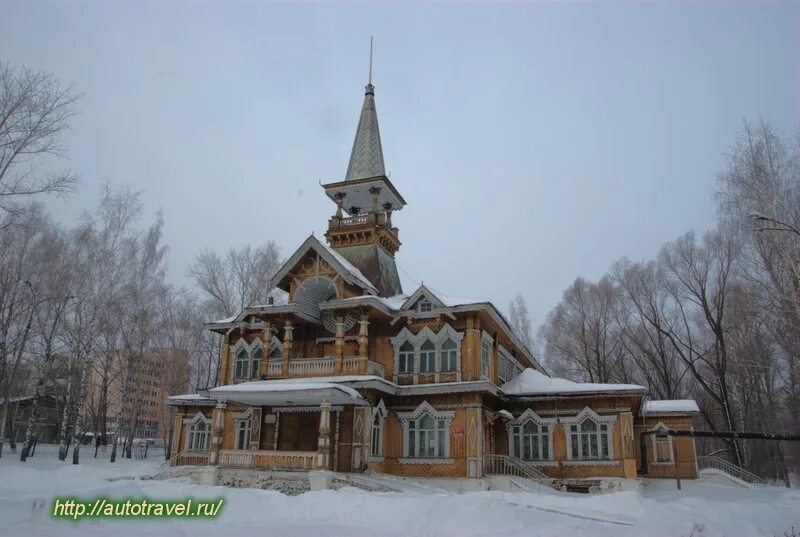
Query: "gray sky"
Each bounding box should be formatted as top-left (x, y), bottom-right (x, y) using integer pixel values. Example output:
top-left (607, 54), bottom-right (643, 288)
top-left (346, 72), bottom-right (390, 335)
top-left (2, 2), bottom-right (798, 330)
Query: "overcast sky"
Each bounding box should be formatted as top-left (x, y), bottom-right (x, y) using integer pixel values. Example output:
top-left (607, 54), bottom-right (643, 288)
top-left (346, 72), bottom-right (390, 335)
top-left (2, 2), bottom-right (798, 330)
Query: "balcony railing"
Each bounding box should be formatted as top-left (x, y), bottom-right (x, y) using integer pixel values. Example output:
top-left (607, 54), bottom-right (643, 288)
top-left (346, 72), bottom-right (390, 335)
top-left (265, 356), bottom-right (386, 378)
top-left (218, 449), bottom-right (317, 470)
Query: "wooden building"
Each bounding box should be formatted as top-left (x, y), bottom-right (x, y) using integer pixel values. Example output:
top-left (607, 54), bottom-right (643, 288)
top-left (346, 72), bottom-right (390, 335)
top-left (167, 76), bottom-right (700, 483)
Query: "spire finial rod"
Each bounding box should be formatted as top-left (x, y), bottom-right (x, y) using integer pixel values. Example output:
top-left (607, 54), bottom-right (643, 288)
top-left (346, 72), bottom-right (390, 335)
top-left (368, 36), bottom-right (373, 85)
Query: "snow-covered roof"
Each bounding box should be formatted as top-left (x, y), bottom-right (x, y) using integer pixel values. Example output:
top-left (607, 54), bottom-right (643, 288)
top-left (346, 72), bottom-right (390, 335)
top-left (166, 393), bottom-right (216, 406)
top-left (210, 380), bottom-right (360, 399)
top-left (317, 240), bottom-right (378, 293)
top-left (208, 379), bottom-right (366, 406)
top-left (211, 315), bottom-right (237, 324)
top-left (642, 399), bottom-right (699, 415)
top-left (500, 369), bottom-right (646, 397)
top-left (400, 284), bottom-right (484, 311)
top-left (271, 235), bottom-right (379, 296)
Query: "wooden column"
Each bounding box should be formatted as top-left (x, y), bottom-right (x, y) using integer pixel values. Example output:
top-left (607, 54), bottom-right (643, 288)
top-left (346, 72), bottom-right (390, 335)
top-left (250, 407), bottom-right (262, 450)
top-left (357, 315), bottom-right (369, 374)
top-left (316, 401), bottom-right (332, 469)
top-left (209, 402), bottom-right (226, 465)
top-left (334, 317), bottom-right (344, 374)
top-left (169, 409), bottom-right (185, 465)
top-left (219, 335), bottom-right (232, 385)
top-left (464, 314), bottom-right (481, 381)
top-left (281, 320), bottom-right (293, 377)
top-left (466, 405), bottom-right (484, 478)
top-left (259, 321), bottom-right (271, 379)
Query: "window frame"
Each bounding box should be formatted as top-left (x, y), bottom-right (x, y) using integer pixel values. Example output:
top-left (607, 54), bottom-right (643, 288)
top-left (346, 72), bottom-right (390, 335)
top-left (561, 407), bottom-right (616, 461)
top-left (184, 412), bottom-right (211, 452)
top-left (419, 339), bottom-right (436, 373)
top-left (370, 400), bottom-right (388, 460)
top-left (397, 401), bottom-right (455, 463)
top-left (649, 422), bottom-right (675, 464)
top-left (233, 412), bottom-right (252, 450)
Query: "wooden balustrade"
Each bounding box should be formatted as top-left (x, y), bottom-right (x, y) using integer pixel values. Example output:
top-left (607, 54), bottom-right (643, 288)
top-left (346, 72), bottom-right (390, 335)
top-left (264, 356), bottom-right (385, 378)
top-left (175, 451), bottom-right (210, 466)
top-left (218, 449), bottom-right (317, 470)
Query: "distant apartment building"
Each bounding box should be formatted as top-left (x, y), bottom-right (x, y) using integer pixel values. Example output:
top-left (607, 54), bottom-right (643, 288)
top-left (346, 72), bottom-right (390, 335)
top-left (86, 348), bottom-right (190, 442)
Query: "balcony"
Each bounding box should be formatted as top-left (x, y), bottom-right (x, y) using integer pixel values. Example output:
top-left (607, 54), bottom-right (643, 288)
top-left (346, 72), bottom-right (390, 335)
top-left (265, 356), bottom-right (386, 379)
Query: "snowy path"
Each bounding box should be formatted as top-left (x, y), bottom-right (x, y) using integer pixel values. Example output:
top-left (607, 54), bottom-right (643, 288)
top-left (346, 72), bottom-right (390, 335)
top-left (0, 446), bottom-right (799, 537)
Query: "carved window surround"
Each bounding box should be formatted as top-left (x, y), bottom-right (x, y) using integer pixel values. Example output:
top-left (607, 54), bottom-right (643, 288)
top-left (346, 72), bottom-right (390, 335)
top-left (390, 323), bottom-right (465, 383)
top-left (397, 401), bottom-right (455, 461)
top-left (560, 407), bottom-right (618, 461)
top-left (504, 409), bottom-right (557, 462)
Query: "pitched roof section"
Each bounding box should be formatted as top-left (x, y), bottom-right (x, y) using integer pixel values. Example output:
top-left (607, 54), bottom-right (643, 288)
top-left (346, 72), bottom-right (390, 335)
top-left (272, 235), bottom-right (379, 296)
top-left (345, 84), bottom-right (385, 181)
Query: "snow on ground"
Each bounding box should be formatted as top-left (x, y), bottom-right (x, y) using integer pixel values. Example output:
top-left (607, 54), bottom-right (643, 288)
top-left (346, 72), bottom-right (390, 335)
top-left (1, 445), bottom-right (799, 537)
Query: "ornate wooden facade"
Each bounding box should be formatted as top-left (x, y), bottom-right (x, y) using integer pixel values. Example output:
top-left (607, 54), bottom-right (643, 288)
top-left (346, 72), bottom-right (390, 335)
top-left (167, 75), bottom-right (700, 482)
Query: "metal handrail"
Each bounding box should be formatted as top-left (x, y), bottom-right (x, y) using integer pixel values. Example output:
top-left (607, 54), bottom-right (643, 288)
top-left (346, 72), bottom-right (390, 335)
top-left (697, 455), bottom-right (768, 487)
top-left (484, 454), bottom-right (550, 489)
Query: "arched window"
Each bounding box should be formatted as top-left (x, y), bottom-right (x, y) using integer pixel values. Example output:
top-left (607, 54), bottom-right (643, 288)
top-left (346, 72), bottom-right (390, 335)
top-left (440, 338), bottom-right (458, 372)
top-left (570, 418), bottom-right (610, 460)
top-left (187, 417), bottom-right (210, 451)
top-left (370, 400), bottom-right (388, 459)
top-left (511, 421), bottom-right (550, 460)
top-left (419, 340), bottom-right (435, 373)
top-left (269, 344), bottom-right (282, 360)
top-left (399, 341), bottom-right (415, 374)
top-left (234, 348), bottom-right (249, 379)
top-left (235, 417), bottom-right (251, 450)
top-left (250, 348), bottom-right (262, 379)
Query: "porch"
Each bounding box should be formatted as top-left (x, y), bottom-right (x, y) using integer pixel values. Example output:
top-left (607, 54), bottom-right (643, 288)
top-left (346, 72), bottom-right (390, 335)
top-left (171, 379), bottom-right (374, 473)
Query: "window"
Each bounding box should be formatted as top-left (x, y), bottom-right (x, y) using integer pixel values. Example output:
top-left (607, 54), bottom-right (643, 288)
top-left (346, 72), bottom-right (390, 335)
top-left (187, 418), bottom-right (210, 451)
top-left (251, 348), bottom-right (263, 379)
top-left (235, 417), bottom-right (251, 450)
top-left (480, 337), bottom-right (492, 379)
top-left (570, 418), bottom-right (610, 460)
top-left (408, 415), bottom-right (448, 458)
top-left (440, 338), bottom-right (457, 372)
top-left (269, 343), bottom-right (282, 360)
top-left (399, 341), bottom-right (415, 374)
top-left (390, 324), bottom-right (465, 380)
top-left (371, 411), bottom-right (384, 457)
top-left (651, 424), bottom-right (674, 463)
top-left (419, 340), bottom-right (436, 373)
top-left (511, 421), bottom-right (550, 460)
top-left (398, 402), bottom-right (454, 461)
top-left (234, 349), bottom-right (249, 378)
top-left (418, 298), bottom-right (432, 313)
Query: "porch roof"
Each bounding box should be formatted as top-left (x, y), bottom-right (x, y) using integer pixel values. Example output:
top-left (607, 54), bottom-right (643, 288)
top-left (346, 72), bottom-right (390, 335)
top-left (208, 380), bottom-right (368, 407)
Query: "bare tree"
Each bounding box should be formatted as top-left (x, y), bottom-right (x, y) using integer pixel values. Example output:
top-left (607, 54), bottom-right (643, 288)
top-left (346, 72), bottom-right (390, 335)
top-left (188, 243), bottom-right (282, 319)
top-left (0, 62), bottom-right (79, 210)
top-left (538, 276), bottom-right (627, 383)
top-left (508, 294), bottom-right (534, 351)
top-left (0, 205), bottom-right (51, 457)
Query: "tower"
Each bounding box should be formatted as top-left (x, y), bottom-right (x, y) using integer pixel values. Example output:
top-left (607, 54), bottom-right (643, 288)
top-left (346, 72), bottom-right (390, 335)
top-left (322, 46), bottom-right (406, 297)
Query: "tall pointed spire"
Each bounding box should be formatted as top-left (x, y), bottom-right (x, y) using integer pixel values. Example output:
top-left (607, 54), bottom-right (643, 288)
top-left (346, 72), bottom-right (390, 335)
top-left (345, 37), bottom-right (385, 181)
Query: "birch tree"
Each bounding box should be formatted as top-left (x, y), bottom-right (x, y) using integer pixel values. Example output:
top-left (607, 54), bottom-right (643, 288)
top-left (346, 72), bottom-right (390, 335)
top-left (0, 62), bottom-right (79, 211)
